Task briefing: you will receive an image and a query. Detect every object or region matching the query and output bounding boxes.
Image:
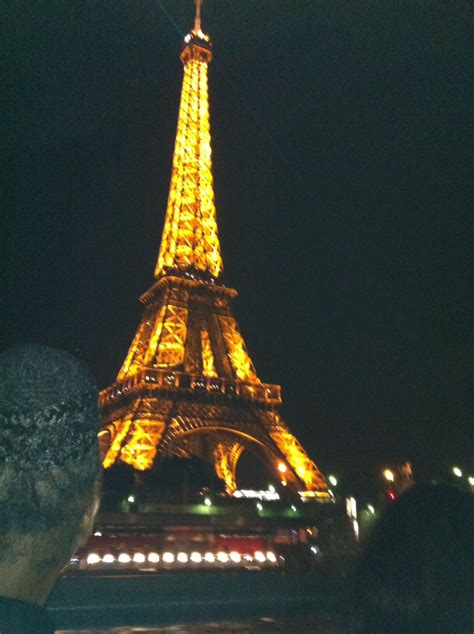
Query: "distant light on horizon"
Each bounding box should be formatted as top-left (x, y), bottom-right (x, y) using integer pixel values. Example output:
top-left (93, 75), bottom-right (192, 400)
top-left (383, 469), bottom-right (395, 482)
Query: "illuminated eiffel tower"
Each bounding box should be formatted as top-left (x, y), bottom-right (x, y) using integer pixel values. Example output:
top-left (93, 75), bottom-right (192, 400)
top-left (99, 3), bottom-right (330, 499)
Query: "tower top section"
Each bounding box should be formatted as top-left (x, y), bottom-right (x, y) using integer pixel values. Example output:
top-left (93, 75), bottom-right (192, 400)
top-left (181, 0), bottom-right (213, 65)
top-left (154, 2), bottom-right (222, 280)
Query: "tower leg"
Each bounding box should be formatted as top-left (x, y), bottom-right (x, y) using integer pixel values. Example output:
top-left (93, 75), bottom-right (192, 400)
top-left (102, 400), bottom-right (174, 471)
top-left (259, 412), bottom-right (328, 492)
top-left (213, 441), bottom-right (244, 494)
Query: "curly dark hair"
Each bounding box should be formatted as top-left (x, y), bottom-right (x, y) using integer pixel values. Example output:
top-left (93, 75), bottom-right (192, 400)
top-left (0, 345), bottom-right (101, 533)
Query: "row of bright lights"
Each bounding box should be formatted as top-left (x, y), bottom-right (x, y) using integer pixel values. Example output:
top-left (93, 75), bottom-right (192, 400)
top-left (384, 466), bottom-right (473, 484)
top-left (86, 550), bottom-right (278, 566)
top-left (331, 467), bottom-right (473, 485)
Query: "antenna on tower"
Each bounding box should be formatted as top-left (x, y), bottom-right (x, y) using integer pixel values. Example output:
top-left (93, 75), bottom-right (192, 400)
top-left (194, 0), bottom-right (202, 31)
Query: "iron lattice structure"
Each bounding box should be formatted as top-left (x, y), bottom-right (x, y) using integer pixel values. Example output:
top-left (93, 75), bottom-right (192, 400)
top-left (99, 14), bottom-right (329, 499)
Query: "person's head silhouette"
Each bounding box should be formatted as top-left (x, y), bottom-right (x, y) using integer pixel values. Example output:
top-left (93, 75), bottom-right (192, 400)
top-left (354, 483), bottom-right (473, 633)
top-left (0, 344), bottom-right (101, 631)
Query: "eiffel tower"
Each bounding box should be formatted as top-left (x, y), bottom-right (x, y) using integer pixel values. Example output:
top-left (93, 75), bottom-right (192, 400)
top-left (99, 4), bottom-right (330, 500)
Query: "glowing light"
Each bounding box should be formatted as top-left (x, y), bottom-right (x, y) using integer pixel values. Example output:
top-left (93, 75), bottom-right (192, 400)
top-left (217, 551), bottom-right (229, 563)
top-left (256, 502), bottom-right (263, 511)
top-left (127, 495), bottom-right (135, 503)
top-left (383, 469), bottom-right (395, 482)
top-left (190, 552), bottom-right (202, 563)
top-left (346, 497), bottom-right (357, 519)
top-left (468, 476), bottom-right (474, 486)
top-left (118, 553), bottom-right (131, 563)
top-left (452, 466), bottom-right (463, 477)
top-left (268, 484), bottom-right (275, 493)
top-left (278, 462), bottom-right (287, 473)
top-left (353, 519), bottom-right (359, 541)
top-left (87, 553), bottom-right (101, 565)
top-left (102, 554), bottom-right (114, 563)
top-left (163, 552), bottom-right (175, 563)
top-left (367, 504), bottom-right (375, 514)
top-left (254, 551), bottom-right (266, 563)
top-left (233, 489), bottom-right (279, 501)
top-left (204, 552), bottom-right (215, 563)
top-left (148, 552), bottom-right (160, 563)
top-left (177, 552), bottom-right (188, 563)
top-left (350, 497), bottom-right (357, 517)
top-left (328, 475), bottom-right (338, 486)
top-left (229, 551), bottom-right (241, 563)
top-left (290, 505), bottom-right (297, 512)
top-left (204, 497), bottom-right (212, 507)
top-left (266, 551), bottom-right (277, 563)
top-left (387, 490), bottom-right (396, 501)
top-left (133, 552), bottom-right (146, 563)
top-left (94, 531), bottom-right (102, 537)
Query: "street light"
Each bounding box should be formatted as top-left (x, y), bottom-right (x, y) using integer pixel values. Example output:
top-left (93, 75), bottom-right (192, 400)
top-left (452, 466), bottom-right (462, 478)
top-left (328, 475), bottom-right (338, 487)
top-left (204, 497), bottom-right (212, 506)
top-left (383, 469), bottom-right (395, 482)
top-left (367, 504), bottom-right (375, 514)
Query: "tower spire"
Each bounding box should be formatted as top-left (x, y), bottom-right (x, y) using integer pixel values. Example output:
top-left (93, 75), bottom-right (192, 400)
top-left (155, 2), bottom-right (222, 280)
top-left (194, 0), bottom-right (202, 32)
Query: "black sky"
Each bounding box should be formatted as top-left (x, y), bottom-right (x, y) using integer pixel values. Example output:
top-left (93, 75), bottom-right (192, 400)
top-left (3, 1), bottom-right (472, 481)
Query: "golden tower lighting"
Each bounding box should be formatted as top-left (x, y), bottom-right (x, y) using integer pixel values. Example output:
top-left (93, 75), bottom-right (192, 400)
top-left (98, 4), bottom-right (330, 499)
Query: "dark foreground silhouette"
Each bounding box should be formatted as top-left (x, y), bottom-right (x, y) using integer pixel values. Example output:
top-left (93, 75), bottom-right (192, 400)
top-left (350, 484), bottom-right (473, 633)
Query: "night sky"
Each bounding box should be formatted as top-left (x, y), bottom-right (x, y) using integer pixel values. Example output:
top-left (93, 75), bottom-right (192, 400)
top-left (4, 1), bottom-right (471, 483)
